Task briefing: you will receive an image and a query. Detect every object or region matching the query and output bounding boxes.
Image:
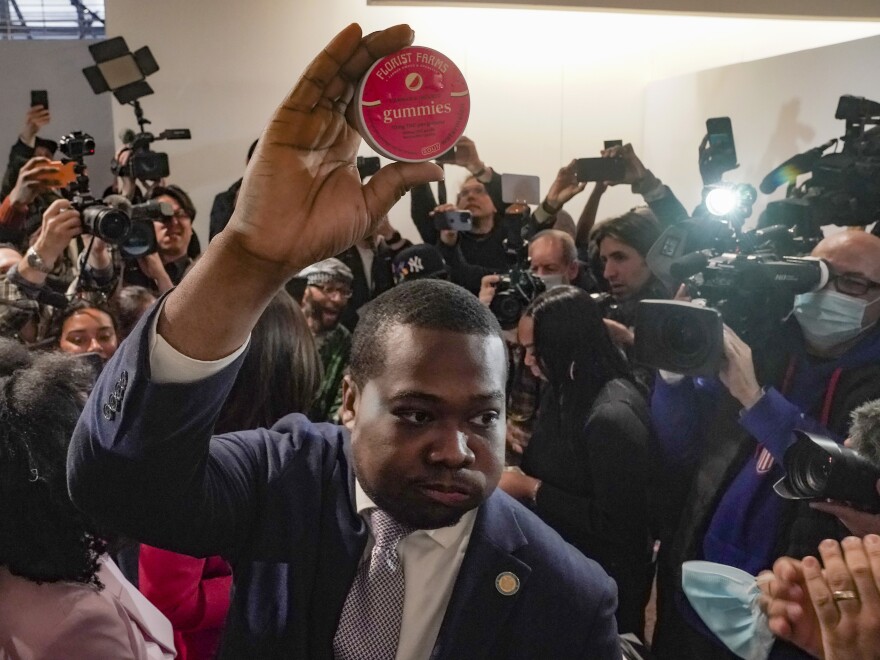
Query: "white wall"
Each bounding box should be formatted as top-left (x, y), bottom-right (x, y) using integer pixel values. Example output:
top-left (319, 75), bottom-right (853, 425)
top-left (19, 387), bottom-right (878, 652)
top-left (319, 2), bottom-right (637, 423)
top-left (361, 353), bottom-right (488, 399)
top-left (0, 40), bottom-right (115, 197)
top-left (98, 1), bottom-right (880, 244)
top-left (644, 33), bottom-right (880, 229)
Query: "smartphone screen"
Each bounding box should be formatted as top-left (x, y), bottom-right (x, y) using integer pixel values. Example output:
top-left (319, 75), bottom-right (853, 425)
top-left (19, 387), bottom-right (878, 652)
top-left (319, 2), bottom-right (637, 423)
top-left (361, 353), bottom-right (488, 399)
top-left (604, 140), bottom-right (623, 150)
top-left (575, 157), bottom-right (625, 183)
top-left (30, 90), bottom-right (48, 110)
top-left (706, 117), bottom-right (736, 168)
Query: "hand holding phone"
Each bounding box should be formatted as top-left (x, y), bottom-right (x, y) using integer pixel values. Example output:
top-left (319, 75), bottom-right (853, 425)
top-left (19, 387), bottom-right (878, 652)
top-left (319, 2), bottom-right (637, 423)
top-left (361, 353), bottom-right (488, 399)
top-left (433, 210), bottom-right (473, 232)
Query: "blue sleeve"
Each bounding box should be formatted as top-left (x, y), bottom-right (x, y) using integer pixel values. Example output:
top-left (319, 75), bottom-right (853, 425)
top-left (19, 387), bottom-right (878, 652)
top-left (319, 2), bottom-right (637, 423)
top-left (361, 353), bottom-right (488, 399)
top-left (67, 303), bottom-right (347, 560)
top-left (651, 376), bottom-right (708, 470)
top-left (738, 386), bottom-right (840, 464)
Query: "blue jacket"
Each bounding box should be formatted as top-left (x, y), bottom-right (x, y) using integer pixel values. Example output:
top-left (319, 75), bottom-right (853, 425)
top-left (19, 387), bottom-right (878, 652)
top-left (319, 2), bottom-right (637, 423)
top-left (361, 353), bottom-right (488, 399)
top-left (68, 306), bottom-right (620, 659)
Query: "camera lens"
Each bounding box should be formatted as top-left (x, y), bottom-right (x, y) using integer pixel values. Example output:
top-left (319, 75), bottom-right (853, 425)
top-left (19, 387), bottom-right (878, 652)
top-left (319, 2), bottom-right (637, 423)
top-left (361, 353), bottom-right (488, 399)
top-left (491, 292), bottom-right (523, 330)
top-left (657, 314), bottom-right (710, 370)
top-left (83, 206), bottom-right (131, 244)
top-left (121, 220), bottom-right (155, 258)
top-left (786, 442), bottom-right (832, 497)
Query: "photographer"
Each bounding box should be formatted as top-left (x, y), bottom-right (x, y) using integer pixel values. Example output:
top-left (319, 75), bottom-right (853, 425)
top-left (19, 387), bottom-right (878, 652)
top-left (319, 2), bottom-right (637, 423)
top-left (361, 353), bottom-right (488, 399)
top-left (1, 105), bottom-right (57, 202)
top-left (652, 230), bottom-right (880, 660)
top-left (123, 184), bottom-right (197, 294)
top-left (410, 136), bottom-right (555, 293)
top-left (0, 156), bottom-right (63, 244)
top-left (0, 199), bottom-right (114, 344)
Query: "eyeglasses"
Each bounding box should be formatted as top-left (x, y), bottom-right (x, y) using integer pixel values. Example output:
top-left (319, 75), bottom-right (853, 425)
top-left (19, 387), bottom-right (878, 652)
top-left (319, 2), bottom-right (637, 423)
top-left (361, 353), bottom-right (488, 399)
top-left (158, 209), bottom-right (191, 223)
top-left (829, 272), bottom-right (880, 297)
top-left (457, 185), bottom-right (488, 199)
top-left (310, 283), bottom-right (353, 299)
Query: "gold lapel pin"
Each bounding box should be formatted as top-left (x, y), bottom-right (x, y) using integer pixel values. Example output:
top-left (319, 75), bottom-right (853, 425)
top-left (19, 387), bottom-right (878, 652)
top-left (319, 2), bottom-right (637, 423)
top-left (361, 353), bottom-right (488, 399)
top-left (495, 571), bottom-right (520, 596)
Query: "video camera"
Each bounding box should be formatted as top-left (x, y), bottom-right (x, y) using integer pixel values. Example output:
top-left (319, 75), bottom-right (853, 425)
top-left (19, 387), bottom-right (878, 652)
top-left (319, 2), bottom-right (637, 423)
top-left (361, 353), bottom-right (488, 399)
top-left (59, 131), bottom-right (131, 244)
top-left (113, 100), bottom-right (191, 181)
top-left (761, 94), bottom-right (880, 230)
top-left (635, 219), bottom-right (829, 375)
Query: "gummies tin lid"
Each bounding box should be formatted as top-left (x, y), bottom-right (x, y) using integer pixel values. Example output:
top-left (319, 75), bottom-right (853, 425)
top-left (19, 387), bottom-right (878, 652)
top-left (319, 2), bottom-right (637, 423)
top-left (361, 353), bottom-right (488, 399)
top-left (355, 46), bottom-right (470, 163)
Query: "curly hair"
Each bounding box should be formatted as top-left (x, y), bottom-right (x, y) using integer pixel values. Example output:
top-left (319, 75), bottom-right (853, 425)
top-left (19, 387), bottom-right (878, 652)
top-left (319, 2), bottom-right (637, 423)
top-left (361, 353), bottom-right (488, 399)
top-left (0, 339), bottom-right (107, 587)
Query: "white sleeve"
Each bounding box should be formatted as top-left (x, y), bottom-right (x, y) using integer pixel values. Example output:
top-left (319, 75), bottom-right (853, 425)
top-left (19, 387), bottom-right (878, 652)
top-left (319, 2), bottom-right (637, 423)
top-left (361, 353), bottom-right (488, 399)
top-left (148, 299), bottom-right (250, 385)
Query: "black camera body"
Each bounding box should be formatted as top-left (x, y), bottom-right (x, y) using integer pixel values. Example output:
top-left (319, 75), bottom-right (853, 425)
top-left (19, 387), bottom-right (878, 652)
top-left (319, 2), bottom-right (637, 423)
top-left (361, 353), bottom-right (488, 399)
top-left (775, 430), bottom-right (880, 513)
top-left (635, 251), bottom-right (828, 374)
top-left (490, 267), bottom-right (546, 331)
top-left (59, 131), bottom-right (131, 245)
top-left (114, 127), bottom-right (191, 181)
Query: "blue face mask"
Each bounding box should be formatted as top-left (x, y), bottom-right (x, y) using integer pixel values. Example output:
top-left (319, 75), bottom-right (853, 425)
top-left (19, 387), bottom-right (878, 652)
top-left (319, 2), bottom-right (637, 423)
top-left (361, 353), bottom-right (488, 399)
top-left (793, 290), bottom-right (880, 351)
top-left (682, 561), bottom-right (775, 660)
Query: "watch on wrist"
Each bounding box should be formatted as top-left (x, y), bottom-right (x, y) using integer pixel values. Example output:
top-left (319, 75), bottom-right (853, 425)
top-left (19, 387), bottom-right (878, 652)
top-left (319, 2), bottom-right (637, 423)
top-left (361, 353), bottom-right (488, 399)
top-left (26, 246), bottom-right (53, 274)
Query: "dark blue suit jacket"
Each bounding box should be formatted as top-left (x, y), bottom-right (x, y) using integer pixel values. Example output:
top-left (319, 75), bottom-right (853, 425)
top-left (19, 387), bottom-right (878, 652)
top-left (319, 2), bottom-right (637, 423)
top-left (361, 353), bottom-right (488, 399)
top-left (68, 307), bottom-right (620, 659)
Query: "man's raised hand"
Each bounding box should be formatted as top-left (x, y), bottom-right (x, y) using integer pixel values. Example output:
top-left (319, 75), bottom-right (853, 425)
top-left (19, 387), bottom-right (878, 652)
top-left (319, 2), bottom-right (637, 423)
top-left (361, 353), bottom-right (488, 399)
top-left (229, 24), bottom-right (442, 276)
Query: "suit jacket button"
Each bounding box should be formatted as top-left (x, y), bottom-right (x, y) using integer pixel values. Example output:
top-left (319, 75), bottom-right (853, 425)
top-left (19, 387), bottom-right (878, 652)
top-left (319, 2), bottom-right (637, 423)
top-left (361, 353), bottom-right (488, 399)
top-left (103, 404), bottom-right (115, 421)
top-left (114, 382), bottom-right (125, 398)
top-left (120, 370), bottom-right (129, 387)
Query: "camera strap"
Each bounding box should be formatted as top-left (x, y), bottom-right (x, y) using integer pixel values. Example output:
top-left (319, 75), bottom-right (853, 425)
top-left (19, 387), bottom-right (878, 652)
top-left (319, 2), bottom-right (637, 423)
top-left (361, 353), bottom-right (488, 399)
top-left (780, 355), bottom-right (843, 427)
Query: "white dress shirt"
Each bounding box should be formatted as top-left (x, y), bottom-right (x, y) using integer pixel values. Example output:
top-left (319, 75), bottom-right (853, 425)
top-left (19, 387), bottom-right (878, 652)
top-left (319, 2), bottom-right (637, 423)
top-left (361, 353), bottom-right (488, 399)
top-left (147, 305), bottom-right (477, 659)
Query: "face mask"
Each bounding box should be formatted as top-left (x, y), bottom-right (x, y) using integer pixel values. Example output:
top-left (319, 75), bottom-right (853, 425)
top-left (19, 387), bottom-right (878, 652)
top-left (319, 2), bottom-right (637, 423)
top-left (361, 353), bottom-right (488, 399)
top-left (537, 273), bottom-right (565, 290)
top-left (682, 561), bottom-right (775, 660)
top-left (793, 290), bottom-right (880, 351)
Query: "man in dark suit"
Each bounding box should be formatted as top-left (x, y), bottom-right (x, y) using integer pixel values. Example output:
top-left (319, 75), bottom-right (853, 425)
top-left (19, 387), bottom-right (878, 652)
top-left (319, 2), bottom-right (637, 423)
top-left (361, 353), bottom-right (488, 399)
top-left (67, 23), bottom-right (620, 659)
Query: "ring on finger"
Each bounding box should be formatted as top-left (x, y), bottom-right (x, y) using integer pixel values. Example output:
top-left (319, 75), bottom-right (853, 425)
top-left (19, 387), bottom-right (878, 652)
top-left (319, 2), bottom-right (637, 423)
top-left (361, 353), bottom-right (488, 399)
top-left (832, 590), bottom-right (859, 602)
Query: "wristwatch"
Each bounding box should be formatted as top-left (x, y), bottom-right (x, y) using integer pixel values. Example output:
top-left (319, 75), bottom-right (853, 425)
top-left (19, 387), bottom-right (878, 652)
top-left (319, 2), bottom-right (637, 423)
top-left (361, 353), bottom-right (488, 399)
top-left (25, 246), bottom-right (53, 274)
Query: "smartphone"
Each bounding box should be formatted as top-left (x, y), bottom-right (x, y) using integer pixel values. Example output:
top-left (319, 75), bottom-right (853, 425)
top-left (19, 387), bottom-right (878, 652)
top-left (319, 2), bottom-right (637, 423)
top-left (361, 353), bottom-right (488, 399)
top-left (706, 117), bottom-right (737, 169)
top-left (575, 157), bottom-right (625, 183)
top-left (434, 210), bottom-right (473, 232)
top-left (435, 147), bottom-right (457, 164)
top-left (30, 90), bottom-right (48, 110)
top-left (604, 140), bottom-right (623, 150)
top-left (38, 161), bottom-right (77, 187)
top-left (501, 173), bottom-right (540, 205)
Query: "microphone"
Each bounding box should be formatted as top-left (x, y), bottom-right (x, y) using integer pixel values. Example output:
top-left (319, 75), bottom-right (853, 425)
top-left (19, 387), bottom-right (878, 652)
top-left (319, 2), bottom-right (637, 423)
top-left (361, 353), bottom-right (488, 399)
top-left (759, 139), bottom-right (836, 194)
top-left (119, 128), bottom-right (137, 146)
top-left (849, 399), bottom-right (880, 469)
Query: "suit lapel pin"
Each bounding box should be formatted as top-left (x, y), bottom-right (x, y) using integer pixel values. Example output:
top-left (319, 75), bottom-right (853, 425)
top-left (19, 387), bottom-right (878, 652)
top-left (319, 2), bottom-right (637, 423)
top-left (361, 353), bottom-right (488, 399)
top-left (495, 571), bottom-right (520, 596)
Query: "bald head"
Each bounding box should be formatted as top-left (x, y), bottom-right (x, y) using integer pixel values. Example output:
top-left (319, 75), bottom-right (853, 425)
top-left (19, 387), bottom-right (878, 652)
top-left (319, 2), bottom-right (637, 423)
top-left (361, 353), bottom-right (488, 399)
top-left (529, 229), bottom-right (579, 283)
top-left (812, 230), bottom-right (880, 284)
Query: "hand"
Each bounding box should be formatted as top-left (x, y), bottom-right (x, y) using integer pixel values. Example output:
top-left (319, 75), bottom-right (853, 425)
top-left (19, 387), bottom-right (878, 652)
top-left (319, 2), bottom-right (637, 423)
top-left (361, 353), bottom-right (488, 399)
top-left (544, 159), bottom-right (586, 211)
top-left (602, 143), bottom-right (649, 186)
top-left (8, 157), bottom-right (60, 206)
top-left (506, 420), bottom-right (530, 456)
top-left (137, 252), bottom-right (174, 294)
top-left (32, 199), bottom-right (81, 267)
top-left (759, 556), bottom-right (823, 659)
top-left (479, 274), bottom-right (501, 307)
top-left (498, 470), bottom-right (540, 502)
top-left (603, 318), bottom-right (634, 347)
top-left (21, 106), bottom-right (51, 143)
top-left (226, 24), bottom-right (442, 278)
top-left (718, 324), bottom-right (762, 409)
top-left (86, 237), bottom-right (112, 271)
top-left (804, 537), bottom-right (880, 660)
top-left (431, 203), bottom-right (461, 247)
top-left (674, 283), bottom-right (693, 302)
top-left (453, 135), bottom-right (485, 175)
top-left (811, 482), bottom-right (880, 536)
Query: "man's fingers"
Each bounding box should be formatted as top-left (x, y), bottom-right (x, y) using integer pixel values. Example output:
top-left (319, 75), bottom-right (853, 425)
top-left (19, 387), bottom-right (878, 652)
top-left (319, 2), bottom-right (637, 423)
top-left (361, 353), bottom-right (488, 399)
top-left (841, 536), bottom-right (880, 611)
top-left (287, 23), bottom-right (363, 113)
top-left (363, 161), bottom-right (443, 223)
top-left (339, 25), bottom-right (415, 85)
top-left (802, 554), bottom-right (841, 629)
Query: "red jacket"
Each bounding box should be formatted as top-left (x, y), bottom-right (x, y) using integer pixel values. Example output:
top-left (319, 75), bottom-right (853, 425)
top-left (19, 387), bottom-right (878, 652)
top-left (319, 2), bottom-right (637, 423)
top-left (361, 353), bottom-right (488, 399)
top-left (139, 546), bottom-right (232, 660)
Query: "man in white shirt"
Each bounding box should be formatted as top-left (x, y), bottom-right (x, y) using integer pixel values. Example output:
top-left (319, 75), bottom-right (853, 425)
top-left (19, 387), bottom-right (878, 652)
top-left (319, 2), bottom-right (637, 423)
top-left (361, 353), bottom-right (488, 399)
top-left (68, 23), bottom-right (620, 660)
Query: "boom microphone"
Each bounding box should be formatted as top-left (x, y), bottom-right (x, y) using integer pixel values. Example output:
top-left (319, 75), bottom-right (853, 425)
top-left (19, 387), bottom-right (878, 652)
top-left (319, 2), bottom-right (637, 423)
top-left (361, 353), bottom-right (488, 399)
top-left (759, 139), bottom-right (837, 195)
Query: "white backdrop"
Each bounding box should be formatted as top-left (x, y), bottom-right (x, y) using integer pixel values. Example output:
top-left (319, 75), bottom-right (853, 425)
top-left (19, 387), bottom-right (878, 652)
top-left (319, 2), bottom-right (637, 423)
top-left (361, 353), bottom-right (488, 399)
top-left (86, 1), bottom-right (880, 244)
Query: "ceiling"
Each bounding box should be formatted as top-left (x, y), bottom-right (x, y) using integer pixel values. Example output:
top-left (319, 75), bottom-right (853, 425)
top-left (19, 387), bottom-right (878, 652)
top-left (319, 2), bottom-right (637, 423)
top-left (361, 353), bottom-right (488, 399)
top-left (367, 0), bottom-right (880, 20)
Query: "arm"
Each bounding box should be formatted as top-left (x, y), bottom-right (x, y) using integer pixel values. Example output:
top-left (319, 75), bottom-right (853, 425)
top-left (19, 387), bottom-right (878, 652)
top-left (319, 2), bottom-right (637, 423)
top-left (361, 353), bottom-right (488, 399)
top-left (68, 24), bottom-right (441, 552)
top-left (1, 107), bottom-right (51, 200)
top-left (575, 183), bottom-right (607, 250)
top-left (410, 183), bottom-right (440, 245)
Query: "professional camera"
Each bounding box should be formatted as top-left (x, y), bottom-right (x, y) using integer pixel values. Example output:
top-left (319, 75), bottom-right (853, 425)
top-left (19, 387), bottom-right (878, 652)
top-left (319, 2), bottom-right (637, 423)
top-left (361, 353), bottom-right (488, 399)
top-left (760, 94), bottom-right (880, 229)
top-left (637, 220), bottom-right (829, 375)
top-left (105, 198), bottom-right (171, 259)
top-left (59, 131), bottom-right (131, 244)
top-left (113, 100), bottom-right (191, 181)
top-left (489, 206), bottom-right (545, 330)
top-left (774, 430), bottom-right (880, 513)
